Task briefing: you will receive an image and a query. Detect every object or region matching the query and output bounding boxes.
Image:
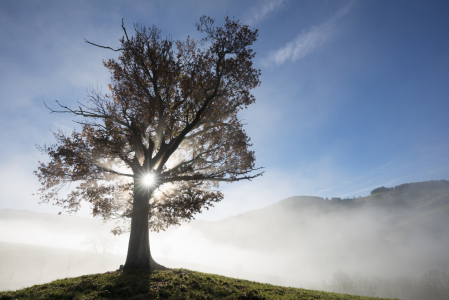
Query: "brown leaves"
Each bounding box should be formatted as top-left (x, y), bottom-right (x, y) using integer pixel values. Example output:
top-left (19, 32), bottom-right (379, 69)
top-left (35, 16), bottom-right (262, 232)
top-left (148, 181), bottom-right (223, 232)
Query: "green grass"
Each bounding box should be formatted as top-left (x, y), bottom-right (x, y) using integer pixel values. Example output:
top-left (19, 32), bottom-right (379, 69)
top-left (0, 269), bottom-right (392, 300)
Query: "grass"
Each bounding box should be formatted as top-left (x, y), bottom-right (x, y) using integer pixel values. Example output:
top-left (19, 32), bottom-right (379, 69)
top-left (0, 269), bottom-right (392, 300)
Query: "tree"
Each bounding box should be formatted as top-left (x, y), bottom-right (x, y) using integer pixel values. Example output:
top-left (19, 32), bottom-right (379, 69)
top-left (34, 16), bottom-right (262, 271)
top-left (370, 186), bottom-right (394, 195)
top-left (82, 234), bottom-right (116, 258)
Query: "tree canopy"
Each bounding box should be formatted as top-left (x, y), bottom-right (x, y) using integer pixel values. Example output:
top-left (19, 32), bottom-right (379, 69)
top-left (35, 16), bottom-right (262, 236)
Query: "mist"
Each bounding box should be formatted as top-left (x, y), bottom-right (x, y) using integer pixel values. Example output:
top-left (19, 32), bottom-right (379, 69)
top-left (1, 180), bottom-right (448, 299)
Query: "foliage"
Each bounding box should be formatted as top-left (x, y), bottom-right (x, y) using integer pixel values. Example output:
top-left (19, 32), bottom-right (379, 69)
top-left (34, 16), bottom-right (263, 234)
top-left (370, 187), bottom-right (394, 195)
top-left (0, 269), bottom-right (390, 300)
top-left (370, 180), bottom-right (449, 195)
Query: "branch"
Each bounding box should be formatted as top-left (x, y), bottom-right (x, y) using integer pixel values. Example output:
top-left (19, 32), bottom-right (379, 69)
top-left (183, 122), bottom-right (232, 142)
top-left (84, 39), bottom-right (124, 52)
top-left (84, 19), bottom-right (127, 52)
top-left (45, 100), bottom-right (132, 130)
top-left (159, 170), bottom-right (264, 184)
top-left (96, 166), bottom-right (134, 178)
top-left (67, 148), bottom-right (134, 179)
top-left (154, 73), bottom-right (223, 172)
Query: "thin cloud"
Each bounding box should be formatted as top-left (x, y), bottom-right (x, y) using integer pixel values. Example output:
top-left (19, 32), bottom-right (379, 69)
top-left (246, 0), bottom-right (286, 25)
top-left (264, 4), bottom-right (353, 67)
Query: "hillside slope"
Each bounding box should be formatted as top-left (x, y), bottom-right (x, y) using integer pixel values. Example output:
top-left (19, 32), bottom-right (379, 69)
top-left (0, 269), bottom-right (390, 300)
top-left (194, 180), bottom-right (449, 250)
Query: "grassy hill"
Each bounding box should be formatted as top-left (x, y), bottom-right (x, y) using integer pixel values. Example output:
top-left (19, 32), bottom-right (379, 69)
top-left (0, 269), bottom-right (391, 300)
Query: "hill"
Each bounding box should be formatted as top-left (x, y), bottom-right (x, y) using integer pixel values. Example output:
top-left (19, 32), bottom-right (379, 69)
top-left (0, 269), bottom-right (389, 300)
top-left (193, 180), bottom-right (449, 251)
top-left (168, 180), bottom-right (449, 294)
top-left (0, 209), bottom-right (123, 251)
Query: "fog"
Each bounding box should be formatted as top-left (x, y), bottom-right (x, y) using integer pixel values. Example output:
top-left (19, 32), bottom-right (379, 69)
top-left (1, 183), bottom-right (449, 299)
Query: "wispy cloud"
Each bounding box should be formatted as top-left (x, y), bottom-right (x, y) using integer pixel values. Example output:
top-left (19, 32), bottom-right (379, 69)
top-left (246, 0), bottom-right (286, 25)
top-left (263, 4), bottom-right (353, 67)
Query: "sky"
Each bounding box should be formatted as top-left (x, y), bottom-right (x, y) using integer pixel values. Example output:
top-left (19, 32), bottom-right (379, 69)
top-left (0, 0), bottom-right (448, 221)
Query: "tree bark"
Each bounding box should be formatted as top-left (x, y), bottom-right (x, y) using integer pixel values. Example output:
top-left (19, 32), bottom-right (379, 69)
top-left (123, 181), bottom-right (166, 271)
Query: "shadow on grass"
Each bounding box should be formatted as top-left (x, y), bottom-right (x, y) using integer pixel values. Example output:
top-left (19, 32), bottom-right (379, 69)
top-left (101, 270), bottom-right (155, 298)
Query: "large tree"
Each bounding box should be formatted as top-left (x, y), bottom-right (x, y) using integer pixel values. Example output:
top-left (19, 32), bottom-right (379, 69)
top-left (35, 16), bottom-right (262, 271)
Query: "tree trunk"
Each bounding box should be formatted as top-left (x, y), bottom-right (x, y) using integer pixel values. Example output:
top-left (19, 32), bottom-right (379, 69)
top-left (123, 181), bottom-right (166, 271)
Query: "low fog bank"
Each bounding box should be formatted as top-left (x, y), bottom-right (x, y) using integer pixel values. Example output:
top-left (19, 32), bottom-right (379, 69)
top-left (1, 180), bottom-right (448, 299)
top-left (0, 209), bottom-right (129, 253)
top-left (0, 241), bottom-right (126, 292)
top-left (322, 269), bottom-right (449, 300)
top-left (149, 180), bottom-right (449, 299)
top-left (0, 209), bottom-right (130, 291)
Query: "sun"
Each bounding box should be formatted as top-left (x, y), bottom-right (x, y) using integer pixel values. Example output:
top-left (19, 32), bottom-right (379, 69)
top-left (143, 174), bottom-right (155, 186)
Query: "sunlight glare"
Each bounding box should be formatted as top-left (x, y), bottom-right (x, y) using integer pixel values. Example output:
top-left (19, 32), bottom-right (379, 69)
top-left (144, 174), bottom-right (155, 186)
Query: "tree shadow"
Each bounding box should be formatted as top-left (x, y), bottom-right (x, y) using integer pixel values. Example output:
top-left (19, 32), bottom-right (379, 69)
top-left (106, 270), bottom-right (154, 298)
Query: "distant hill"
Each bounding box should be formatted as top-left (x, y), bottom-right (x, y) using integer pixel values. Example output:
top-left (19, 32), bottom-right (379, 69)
top-left (370, 179), bottom-right (449, 195)
top-left (0, 209), bottom-right (108, 232)
top-left (0, 208), bottom-right (127, 252)
top-left (188, 180), bottom-right (449, 274)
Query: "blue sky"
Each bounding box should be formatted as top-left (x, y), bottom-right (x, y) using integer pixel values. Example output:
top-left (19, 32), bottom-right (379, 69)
top-left (0, 0), bottom-right (448, 220)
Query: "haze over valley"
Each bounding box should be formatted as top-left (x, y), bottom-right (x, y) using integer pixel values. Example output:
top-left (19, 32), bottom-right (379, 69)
top-left (1, 180), bottom-right (449, 299)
